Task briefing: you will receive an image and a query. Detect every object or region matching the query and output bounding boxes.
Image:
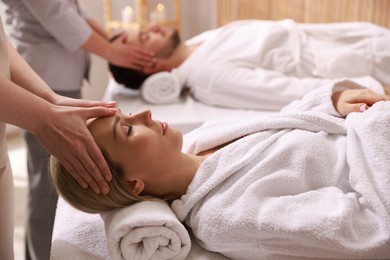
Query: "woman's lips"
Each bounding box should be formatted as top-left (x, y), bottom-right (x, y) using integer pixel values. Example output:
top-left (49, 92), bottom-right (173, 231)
top-left (162, 122), bottom-right (168, 135)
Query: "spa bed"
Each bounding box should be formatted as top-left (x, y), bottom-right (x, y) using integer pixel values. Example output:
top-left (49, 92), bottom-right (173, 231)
top-left (50, 0), bottom-right (390, 259)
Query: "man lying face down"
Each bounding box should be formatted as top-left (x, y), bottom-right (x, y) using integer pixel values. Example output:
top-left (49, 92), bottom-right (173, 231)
top-left (109, 20), bottom-right (390, 111)
top-left (50, 80), bottom-right (390, 259)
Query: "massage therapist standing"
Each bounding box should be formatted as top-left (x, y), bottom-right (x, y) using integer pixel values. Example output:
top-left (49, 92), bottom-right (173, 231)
top-left (0, 1), bottom-right (155, 259)
top-left (0, 14), bottom-right (116, 260)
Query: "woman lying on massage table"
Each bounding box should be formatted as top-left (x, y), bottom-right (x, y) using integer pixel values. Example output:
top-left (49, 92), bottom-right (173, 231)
top-left (50, 80), bottom-right (390, 259)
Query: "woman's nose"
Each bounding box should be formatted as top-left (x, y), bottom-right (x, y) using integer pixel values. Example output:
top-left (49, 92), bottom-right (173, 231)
top-left (127, 110), bottom-right (152, 126)
top-left (139, 110), bottom-right (152, 126)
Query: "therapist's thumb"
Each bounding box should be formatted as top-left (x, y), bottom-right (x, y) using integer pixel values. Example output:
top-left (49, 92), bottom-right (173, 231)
top-left (113, 32), bottom-right (127, 43)
top-left (83, 106), bottom-right (117, 120)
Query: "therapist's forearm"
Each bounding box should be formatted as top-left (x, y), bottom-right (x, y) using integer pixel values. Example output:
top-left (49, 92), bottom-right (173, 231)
top-left (8, 41), bottom-right (56, 103)
top-left (0, 74), bottom-right (53, 134)
top-left (80, 30), bottom-right (112, 61)
top-left (86, 18), bottom-right (109, 40)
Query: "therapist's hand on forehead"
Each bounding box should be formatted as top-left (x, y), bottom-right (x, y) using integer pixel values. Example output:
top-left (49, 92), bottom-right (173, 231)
top-left (39, 95), bottom-right (118, 195)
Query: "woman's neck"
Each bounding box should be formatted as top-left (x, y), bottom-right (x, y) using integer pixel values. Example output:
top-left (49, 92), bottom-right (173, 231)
top-left (164, 153), bottom-right (206, 200)
top-left (166, 140), bottom-right (236, 200)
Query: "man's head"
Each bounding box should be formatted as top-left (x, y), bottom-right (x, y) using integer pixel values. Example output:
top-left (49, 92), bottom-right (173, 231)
top-left (109, 25), bottom-right (182, 89)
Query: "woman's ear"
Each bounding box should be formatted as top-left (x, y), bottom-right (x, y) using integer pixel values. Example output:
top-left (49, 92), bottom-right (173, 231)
top-left (126, 178), bottom-right (145, 195)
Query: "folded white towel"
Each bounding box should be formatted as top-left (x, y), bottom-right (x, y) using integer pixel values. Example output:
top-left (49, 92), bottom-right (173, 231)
top-left (141, 72), bottom-right (182, 104)
top-left (101, 200), bottom-right (191, 260)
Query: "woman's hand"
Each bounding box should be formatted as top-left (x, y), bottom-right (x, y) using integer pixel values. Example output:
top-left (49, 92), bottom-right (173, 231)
top-left (332, 88), bottom-right (390, 116)
top-left (108, 32), bottom-right (155, 71)
top-left (35, 103), bottom-right (116, 194)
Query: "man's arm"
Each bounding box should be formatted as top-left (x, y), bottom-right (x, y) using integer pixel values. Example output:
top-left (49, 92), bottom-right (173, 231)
top-left (190, 66), bottom-right (333, 111)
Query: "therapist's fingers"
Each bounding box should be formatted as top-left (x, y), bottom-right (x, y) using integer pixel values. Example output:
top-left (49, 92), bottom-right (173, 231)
top-left (124, 46), bottom-right (156, 69)
top-left (111, 33), bottom-right (155, 58)
top-left (109, 37), bottom-right (155, 69)
top-left (64, 99), bottom-right (117, 109)
top-left (51, 94), bottom-right (117, 109)
top-left (53, 106), bottom-right (116, 194)
top-left (75, 135), bottom-right (112, 194)
top-left (36, 104), bottom-right (116, 194)
top-left (59, 138), bottom-right (110, 195)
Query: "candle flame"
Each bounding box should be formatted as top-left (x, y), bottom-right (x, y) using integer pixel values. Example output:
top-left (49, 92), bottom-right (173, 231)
top-left (124, 5), bottom-right (133, 14)
top-left (157, 3), bottom-right (165, 12)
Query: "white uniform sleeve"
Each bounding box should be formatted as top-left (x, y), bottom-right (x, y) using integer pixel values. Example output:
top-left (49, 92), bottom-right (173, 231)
top-left (21, 0), bottom-right (92, 52)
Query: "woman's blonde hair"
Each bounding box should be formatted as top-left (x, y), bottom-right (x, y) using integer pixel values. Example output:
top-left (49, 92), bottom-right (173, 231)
top-left (49, 148), bottom-right (145, 214)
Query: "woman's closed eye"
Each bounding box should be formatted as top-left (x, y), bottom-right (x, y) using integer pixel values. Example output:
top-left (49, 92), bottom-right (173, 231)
top-left (127, 125), bottom-right (132, 136)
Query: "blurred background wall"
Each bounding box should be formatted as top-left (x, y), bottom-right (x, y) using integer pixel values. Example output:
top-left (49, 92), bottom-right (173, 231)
top-left (0, 0), bottom-right (217, 102)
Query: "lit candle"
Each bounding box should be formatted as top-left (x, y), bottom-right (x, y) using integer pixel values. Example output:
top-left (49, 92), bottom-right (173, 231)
top-left (150, 3), bottom-right (166, 23)
top-left (156, 3), bottom-right (166, 20)
top-left (121, 5), bottom-right (134, 25)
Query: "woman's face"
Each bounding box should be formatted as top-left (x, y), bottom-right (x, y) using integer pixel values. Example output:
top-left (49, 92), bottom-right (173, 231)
top-left (88, 110), bottom-right (183, 187)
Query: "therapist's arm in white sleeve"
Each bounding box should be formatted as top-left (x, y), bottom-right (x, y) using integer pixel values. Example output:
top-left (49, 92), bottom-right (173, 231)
top-left (21, 0), bottom-right (155, 70)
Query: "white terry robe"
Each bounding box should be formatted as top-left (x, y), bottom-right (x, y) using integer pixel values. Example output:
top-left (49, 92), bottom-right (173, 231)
top-left (174, 20), bottom-right (390, 110)
top-left (171, 80), bottom-right (390, 260)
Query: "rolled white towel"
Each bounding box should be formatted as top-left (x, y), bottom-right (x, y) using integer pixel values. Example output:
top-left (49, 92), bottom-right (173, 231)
top-left (100, 200), bottom-right (191, 260)
top-left (141, 72), bottom-right (182, 104)
top-left (103, 79), bottom-right (140, 102)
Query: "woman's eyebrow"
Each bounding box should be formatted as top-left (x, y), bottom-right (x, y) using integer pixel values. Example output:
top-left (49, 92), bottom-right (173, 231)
top-left (112, 115), bottom-right (120, 140)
